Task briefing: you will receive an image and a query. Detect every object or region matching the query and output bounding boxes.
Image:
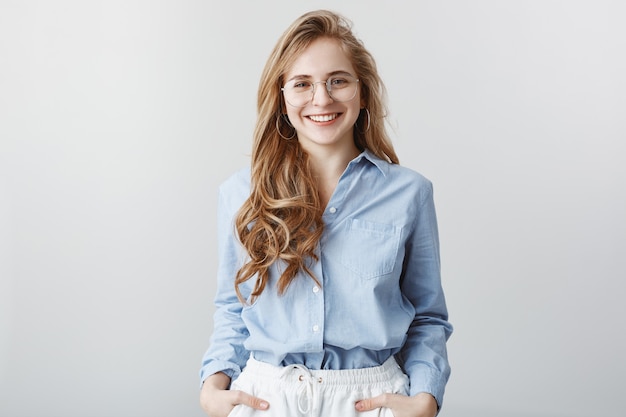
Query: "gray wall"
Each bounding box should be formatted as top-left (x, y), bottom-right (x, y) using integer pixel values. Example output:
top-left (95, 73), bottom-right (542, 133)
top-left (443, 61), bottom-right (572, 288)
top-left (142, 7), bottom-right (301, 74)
top-left (1, 1), bottom-right (624, 416)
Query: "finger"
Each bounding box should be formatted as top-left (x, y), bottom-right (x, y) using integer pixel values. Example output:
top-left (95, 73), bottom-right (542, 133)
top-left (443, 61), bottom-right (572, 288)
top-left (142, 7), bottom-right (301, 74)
top-left (232, 390), bottom-right (270, 410)
top-left (355, 393), bottom-right (395, 411)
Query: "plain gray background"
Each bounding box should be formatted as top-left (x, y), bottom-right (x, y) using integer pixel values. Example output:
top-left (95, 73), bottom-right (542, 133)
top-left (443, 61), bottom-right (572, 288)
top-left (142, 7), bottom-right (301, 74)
top-left (1, 1), bottom-right (625, 416)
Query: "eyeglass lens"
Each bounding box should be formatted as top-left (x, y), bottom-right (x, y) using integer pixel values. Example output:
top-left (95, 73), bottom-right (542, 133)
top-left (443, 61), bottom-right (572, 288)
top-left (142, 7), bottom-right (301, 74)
top-left (282, 75), bottom-right (359, 107)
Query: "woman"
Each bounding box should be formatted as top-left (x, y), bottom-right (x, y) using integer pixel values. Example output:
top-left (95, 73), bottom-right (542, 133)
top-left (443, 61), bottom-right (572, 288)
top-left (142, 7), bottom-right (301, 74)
top-left (200, 10), bottom-right (452, 417)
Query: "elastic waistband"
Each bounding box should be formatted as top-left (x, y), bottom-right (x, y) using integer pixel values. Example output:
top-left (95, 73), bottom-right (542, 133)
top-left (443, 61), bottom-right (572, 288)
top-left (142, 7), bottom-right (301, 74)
top-left (243, 356), bottom-right (403, 387)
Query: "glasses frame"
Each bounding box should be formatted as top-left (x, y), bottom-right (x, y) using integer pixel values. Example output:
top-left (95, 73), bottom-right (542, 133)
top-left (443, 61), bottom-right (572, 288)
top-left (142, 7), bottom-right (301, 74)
top-left (281, 75), bottom-right (360, 108)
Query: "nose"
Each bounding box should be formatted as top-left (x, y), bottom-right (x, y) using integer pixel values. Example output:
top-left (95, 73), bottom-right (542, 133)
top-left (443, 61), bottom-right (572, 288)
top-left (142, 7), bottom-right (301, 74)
top-left (311, 81), bottom-right (333, 106)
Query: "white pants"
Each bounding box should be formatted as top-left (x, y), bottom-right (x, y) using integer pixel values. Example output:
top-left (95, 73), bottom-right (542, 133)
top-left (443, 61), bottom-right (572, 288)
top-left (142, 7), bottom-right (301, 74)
top-left (228, 356), bottom-right (409, 417)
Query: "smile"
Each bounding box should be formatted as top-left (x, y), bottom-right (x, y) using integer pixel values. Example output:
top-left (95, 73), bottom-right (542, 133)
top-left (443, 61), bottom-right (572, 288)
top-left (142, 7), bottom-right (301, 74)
top-left (308, 113), bottom-right (338, 122)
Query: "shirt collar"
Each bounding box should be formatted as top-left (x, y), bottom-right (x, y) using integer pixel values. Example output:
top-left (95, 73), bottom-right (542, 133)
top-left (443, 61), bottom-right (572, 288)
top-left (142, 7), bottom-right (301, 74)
top-left (351, 149), bottom-right (390, 177)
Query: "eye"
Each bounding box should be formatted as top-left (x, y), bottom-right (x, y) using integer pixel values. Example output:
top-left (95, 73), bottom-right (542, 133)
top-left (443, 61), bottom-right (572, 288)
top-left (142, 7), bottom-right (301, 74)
top-left (329, 77), bottom-right (349, 88)
top-left (291, 80), bottom-right (312, 90)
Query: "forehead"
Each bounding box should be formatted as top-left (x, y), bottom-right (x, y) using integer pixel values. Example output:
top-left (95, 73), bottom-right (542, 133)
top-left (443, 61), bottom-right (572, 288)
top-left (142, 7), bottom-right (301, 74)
top-left (285, 37), bottom-right (356, 78)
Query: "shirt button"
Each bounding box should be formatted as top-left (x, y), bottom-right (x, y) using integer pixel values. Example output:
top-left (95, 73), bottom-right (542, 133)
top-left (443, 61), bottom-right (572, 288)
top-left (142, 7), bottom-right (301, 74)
top-left (312, 325), bottom-right (320, 332)
top-left (312, 286), bottom-right (320, 293)
top-left (329, 207), bottom-right (337, 214)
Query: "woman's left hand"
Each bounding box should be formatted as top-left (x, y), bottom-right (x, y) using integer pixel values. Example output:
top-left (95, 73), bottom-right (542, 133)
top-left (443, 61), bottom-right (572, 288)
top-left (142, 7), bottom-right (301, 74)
top-left (355, 392), bottom-right (438, 417)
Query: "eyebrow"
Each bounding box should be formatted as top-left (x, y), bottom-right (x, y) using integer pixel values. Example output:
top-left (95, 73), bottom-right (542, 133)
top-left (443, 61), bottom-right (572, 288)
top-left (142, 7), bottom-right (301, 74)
top-left (286, 70), bottom-right (355, 82)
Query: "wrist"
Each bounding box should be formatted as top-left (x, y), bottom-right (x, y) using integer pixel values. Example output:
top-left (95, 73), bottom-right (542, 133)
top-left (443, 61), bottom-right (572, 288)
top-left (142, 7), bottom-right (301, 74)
top-left (414, 392), bottom-right (438, 415)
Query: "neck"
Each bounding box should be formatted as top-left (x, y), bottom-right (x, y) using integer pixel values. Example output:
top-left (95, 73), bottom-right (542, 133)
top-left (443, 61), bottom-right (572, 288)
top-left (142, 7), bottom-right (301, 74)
top-left (303, 141), bottom-right (361, 207)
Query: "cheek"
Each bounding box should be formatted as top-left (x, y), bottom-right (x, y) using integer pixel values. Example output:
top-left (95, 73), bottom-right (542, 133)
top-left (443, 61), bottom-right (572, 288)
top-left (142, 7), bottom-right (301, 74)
top-left (348, 102), bottom-right (362, 123)
top-left (285, 107), bottom-right (301, 123)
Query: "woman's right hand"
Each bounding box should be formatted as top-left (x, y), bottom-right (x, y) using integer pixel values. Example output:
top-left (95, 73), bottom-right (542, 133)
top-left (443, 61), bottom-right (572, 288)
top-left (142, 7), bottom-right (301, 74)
top-left (200, 372), bottom-right (270, 417)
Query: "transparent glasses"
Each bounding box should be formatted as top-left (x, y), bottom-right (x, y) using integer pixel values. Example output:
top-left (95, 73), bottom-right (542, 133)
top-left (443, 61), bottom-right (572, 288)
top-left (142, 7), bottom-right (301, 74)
top-left (281, 74), bottom-right (359, 107)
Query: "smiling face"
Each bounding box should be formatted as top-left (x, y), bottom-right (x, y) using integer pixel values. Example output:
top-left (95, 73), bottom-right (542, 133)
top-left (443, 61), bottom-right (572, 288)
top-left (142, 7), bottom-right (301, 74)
top-left (282, 37), bottom-right (362, 155)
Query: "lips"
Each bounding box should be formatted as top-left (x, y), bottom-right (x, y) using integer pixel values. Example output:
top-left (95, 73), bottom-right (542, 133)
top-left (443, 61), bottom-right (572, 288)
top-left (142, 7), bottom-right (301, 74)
top-left (308, 113), bottom-right (339, 122)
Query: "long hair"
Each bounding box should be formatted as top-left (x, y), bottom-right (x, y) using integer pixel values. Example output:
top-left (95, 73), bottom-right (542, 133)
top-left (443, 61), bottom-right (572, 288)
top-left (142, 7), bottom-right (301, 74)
top-left (234, 10), bottom-right (399, 303)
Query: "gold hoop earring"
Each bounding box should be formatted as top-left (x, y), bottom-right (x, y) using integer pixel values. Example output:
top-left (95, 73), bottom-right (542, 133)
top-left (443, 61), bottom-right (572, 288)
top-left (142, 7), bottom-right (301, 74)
top-left (276, 114), bottom-right (296, 140)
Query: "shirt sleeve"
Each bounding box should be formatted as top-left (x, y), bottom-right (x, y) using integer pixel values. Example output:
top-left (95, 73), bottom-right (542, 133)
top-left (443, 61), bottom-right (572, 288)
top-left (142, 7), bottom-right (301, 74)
top-left (199, 185), bottom-right (250, 386)
top-left (396, 180), bottom-right (453, 408)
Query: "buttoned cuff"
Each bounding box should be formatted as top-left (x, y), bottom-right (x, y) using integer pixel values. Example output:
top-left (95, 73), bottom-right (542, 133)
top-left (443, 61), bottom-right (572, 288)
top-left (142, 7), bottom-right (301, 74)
top-left (199, 360), bottom-right (242, 389)
top-left (406, 363), bottom-right (448, 410)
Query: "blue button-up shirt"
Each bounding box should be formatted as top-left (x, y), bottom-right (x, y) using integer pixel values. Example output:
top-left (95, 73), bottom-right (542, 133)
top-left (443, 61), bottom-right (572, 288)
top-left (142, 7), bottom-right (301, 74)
top-left (200, 150), bottom-right (453, 405)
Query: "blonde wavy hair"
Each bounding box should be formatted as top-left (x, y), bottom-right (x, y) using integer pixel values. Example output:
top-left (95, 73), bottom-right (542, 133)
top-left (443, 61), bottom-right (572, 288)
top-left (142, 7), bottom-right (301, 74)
top-left (234, 10), bottom-right (399, 303)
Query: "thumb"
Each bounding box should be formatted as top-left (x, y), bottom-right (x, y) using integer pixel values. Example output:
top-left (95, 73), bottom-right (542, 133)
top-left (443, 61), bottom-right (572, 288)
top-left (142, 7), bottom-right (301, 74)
top-left (237, 391), bottom-right (269, 411)
top-left (355, 394), bottom-right (387, 412)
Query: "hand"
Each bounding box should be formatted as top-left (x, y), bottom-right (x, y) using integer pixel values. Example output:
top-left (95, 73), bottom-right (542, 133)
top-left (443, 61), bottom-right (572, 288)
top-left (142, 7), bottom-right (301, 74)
top-left (355, 392), bottom-right (438, 417)
top-left (200, 372), bottom-right (269, 417)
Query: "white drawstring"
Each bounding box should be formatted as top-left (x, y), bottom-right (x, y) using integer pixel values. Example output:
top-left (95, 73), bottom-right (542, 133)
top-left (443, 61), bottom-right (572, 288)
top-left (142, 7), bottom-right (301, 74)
top-left (281, 364), bottom-right (322, 415)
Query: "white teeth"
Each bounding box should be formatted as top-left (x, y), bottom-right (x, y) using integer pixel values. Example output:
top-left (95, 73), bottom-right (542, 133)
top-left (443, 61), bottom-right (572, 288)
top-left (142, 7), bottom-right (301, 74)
top-left (309, 114), bottom-right (337, 122)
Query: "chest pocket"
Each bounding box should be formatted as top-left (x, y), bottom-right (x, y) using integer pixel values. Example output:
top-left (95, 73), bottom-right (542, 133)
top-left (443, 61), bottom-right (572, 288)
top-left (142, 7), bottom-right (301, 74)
top-left (340, 218), bottom-right (401, 279)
